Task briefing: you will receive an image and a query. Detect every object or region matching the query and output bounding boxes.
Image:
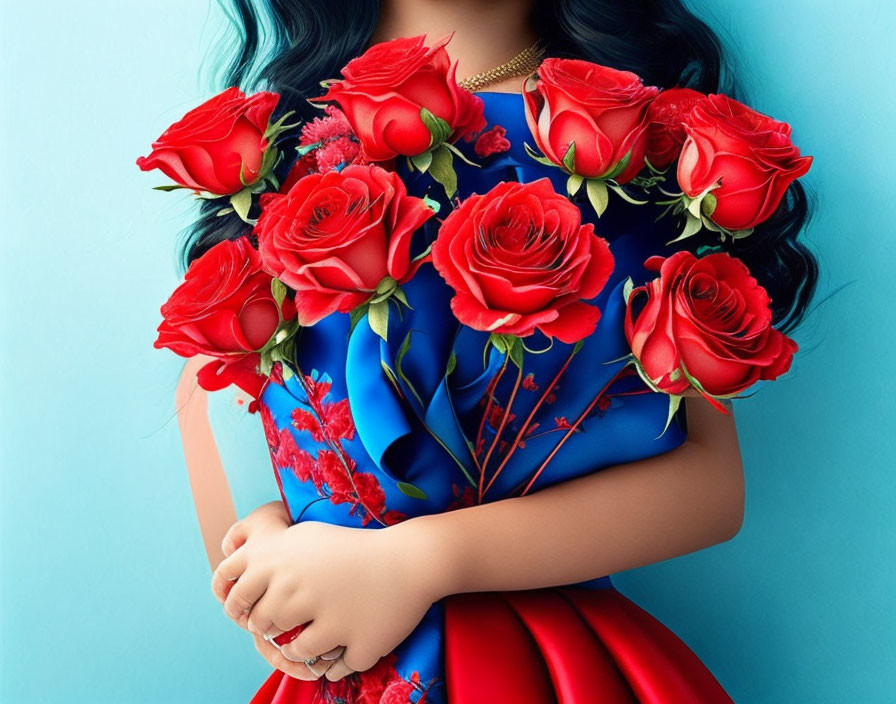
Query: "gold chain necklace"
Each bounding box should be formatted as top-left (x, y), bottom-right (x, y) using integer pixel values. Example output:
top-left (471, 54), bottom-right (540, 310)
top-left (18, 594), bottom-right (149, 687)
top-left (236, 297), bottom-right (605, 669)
top-left (457, 41), bottom-right (546, 92)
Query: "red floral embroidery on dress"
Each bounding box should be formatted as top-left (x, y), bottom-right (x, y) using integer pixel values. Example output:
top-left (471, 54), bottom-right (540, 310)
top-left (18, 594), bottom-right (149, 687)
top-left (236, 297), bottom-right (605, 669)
top-left (320, 398), bottom-right (355, 441)
top-left (486, 402), bottom-right (516, 430)
top-left (312, 652), bottom-right (438, 704)
top-left (259, 402), bottom-right (281, 454)
top-left (522, 373), bottom-right (539, 391)
top-left (446, 482), bottom-right (477, 511)
top-left (263, 370), bottom-right (409, 527)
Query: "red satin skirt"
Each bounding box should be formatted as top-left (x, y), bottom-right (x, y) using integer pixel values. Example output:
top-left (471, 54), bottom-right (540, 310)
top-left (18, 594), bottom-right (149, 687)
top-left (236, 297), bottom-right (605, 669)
top-left (250, 585), bottom-right (735, 703)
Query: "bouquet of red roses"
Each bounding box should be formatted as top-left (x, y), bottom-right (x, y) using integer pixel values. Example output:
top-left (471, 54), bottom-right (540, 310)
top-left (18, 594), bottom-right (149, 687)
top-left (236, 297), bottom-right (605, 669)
top-left (140, 33), bottom-right (810, 491)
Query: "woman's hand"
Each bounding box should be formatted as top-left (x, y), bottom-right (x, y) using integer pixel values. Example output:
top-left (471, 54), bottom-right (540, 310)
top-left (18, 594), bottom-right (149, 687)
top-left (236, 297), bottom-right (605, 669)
top-left (211, 500), bottom-right (291, 628)
top-left (211, 519), bottom-right (446, 682)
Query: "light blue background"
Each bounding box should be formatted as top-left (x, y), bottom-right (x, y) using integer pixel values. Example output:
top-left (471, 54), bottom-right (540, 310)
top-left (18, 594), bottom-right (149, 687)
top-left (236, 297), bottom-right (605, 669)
top-left (1, 1), bottom-right (893, 702)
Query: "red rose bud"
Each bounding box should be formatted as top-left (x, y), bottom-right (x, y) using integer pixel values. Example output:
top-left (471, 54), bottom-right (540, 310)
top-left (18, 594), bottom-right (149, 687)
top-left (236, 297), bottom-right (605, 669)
top-left (624, 251), bottom-right (798, 404)
top-left (645, 87), bottom-right (708, 171)
top-left (154, 237), bottom-right (296, 401)
top-left (312, 34), bottom-right (486, 161)
top-left (137, 87), bottom-right (281, 195)
top-left (523, 58), bottom-right (659, 183)
top-left (677, 93), bottom-right (813, 231)
top-left (432, 178), bottom-right (614, 344)
top-left (254, 164), bottom-right (435, 327)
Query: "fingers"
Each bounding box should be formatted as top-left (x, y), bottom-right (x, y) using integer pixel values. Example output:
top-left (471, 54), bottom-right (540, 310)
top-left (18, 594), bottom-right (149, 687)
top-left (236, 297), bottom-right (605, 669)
top-left (221, 521), bottom-right (248, 558)
top-left (222, 566), bottom-right (269, 621)
top-left (324, 655), bottom-right (356, 682)
top-left (279, 621), bottom-right (341, 664)
top-left (245, 588), bottom-right (314, 639)
top-left (320, 646), bottom-right (346, 662)
top-left (339, 645), bottom-right (380, 675)
top-left (251, 632), bottom-right (329, 682)
top-left (210, 547), bottom-right (248, 604)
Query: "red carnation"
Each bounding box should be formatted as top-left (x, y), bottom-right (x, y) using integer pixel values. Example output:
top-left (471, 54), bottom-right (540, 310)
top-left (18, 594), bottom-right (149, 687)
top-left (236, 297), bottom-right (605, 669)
top-left (474, 125), bottom-right (512, 158)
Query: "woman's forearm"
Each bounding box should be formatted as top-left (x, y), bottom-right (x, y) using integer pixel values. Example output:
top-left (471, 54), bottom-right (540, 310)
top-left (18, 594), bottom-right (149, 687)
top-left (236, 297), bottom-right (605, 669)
top-left (388, 395), bottom-right (745, 599)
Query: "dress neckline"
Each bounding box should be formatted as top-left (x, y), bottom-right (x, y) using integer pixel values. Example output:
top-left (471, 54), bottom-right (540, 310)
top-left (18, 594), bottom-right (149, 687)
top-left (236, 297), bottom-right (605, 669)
top-left (474, 90), bottom-right (523, 97)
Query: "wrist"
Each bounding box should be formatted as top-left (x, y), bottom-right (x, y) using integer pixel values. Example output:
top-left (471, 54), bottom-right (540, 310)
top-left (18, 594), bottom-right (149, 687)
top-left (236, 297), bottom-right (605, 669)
top-left (381, 511), bottom-right (466, 603)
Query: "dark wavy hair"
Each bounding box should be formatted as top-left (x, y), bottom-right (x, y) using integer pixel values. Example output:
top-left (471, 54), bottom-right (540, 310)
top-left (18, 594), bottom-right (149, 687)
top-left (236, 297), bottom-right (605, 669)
top-left (179, 0), bottom-right (819, 335)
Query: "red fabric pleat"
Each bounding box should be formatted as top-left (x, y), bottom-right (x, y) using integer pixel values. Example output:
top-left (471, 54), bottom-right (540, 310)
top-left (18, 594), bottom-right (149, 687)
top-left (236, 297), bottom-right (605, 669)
top-left (559, 588), bottom-right (734, 704)
top-left (249, 586), bottom-right (735, 704)
top-left (442, 591), bottom-right (557, 704)
top-left (501, 589), bottom-right (639, 703)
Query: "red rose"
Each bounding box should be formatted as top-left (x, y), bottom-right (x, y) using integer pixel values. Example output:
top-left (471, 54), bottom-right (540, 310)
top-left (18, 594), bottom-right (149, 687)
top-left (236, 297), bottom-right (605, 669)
top-left (645, 87), bottom-right (708, 171)
top-left (431, 178), bottom-right (614, 344)
top-left (314, 34), bottom-right (486, 161)
top-left (624, 250), bottom-right (798, 400)
top-left (254, 164), bottom-right (435, 325)
top-left (677, 93), bottom-right (813, 231)
top-left (137, 87), bottom-right (280, 195)
top-left (154, 236), bottom-right (296, 396)
top-left (523, 58), bottom-right (659, 183)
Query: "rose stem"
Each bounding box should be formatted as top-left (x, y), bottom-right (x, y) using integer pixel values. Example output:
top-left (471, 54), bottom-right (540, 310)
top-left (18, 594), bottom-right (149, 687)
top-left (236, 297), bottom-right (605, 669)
top-left (475, 354), bottom-right (509, 493)
top-left (518, 364), bottom-right (634, 497)
top-left (480, 347), bottom-right (578, 499)
top-left (478, 362), bottom-right (524, 504)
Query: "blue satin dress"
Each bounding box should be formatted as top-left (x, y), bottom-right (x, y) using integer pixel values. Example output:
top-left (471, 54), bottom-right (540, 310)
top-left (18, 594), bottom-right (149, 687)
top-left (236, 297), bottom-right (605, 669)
top-left (250, 92), bottom-right (734, 704)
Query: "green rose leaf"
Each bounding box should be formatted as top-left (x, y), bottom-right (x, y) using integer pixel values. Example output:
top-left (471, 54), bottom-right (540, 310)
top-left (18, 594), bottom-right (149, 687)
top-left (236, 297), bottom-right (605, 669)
top-left (561, 141), bottom-right (577, 173)
top-left (397, 481), bottom-right (428, 500)
top-left (567, 173), bottom-right (584, 196)
top-left (586, 178), bottom-right (609, 217)
top-left (428, 145), bottom-right (457, 198)
top-left (420, 108), bottom-right (452, 147)
top-left (230, 188), bottom-right (253, 224)
top-left (410, 150), bottom-right (434, 173)
top-left (368, 299), bottom-right (390, 341)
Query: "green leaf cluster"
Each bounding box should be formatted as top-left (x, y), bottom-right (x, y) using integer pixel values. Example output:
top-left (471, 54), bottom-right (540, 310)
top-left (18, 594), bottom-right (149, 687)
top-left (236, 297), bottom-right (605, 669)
top-left (348, 275), bottom-right (415, 342)
top-left (657, 185), bottom-right (754, 245)
top-left (257, 278), bottom-right (301, 378)
top-left (406, 108), bottom-right (481, 198)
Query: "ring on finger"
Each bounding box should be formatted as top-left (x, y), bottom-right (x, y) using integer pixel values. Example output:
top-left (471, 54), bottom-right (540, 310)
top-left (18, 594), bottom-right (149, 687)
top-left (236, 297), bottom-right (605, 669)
top-left (262, 633), bottom-right (282, 651)
top-left (304, 655), bottom-right (328, 678)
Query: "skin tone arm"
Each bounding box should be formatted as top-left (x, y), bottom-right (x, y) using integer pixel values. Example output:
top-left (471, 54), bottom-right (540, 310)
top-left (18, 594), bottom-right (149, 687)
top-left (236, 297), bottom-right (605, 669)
top-left (211, 393), bottom-right (744, 682)
top-left (176, 354), bottom-right (238, 570)
top-left (391, 393), bottom-right (744, 595)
